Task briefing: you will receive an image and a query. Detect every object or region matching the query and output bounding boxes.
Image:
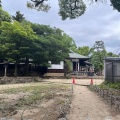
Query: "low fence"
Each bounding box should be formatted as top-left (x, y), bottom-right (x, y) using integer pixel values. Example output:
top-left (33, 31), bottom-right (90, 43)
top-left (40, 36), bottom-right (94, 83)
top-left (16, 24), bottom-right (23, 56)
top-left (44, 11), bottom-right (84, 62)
top-left (71, 71), bottom-right (94, 76)
top-left (89, 85), bottom-right (120, 112)
top-left (70, 75), bottom-right (103, 79)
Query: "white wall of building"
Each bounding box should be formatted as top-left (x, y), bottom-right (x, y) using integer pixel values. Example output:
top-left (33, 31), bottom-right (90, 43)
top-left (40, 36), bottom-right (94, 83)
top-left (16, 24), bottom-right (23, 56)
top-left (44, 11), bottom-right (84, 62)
top-left (48, 61), bottom-right (64, 69)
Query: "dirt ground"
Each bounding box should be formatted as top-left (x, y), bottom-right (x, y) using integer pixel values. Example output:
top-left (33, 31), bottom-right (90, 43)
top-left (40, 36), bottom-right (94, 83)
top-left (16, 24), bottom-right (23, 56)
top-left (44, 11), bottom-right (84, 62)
top-left (0, 80), bottom-right (72, 120)
top-left (67, 81), bottom-right (120, 120)
top-left (38, 79), bottom-right (120, 120)
top-left (0, 79), bottom-right (120, 120)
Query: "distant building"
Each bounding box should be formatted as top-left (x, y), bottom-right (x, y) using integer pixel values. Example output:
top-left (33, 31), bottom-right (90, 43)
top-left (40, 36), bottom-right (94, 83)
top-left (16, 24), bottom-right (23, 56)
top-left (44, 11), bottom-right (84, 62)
top-left (68, 51), bottom-right (90, 72)
top-left (0, 52), bottom-right (93, 77)
top-left (45, 51), bottom-right (93, 77)
top-left (44, 61), bottom-right (64, 77)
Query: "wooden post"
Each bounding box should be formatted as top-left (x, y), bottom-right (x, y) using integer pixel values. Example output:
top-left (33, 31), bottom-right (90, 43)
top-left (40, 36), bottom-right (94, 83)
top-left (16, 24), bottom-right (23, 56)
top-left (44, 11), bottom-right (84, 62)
top-left (4, 65), bottom-right (7, 76)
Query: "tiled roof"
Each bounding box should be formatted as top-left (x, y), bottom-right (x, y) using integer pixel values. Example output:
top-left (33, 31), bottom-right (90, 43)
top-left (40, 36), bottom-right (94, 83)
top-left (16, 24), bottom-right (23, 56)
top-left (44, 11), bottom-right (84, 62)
top-left (105, 57), bottom-right (120, 61)
top-left (69, 52), bottom-right (89, 59)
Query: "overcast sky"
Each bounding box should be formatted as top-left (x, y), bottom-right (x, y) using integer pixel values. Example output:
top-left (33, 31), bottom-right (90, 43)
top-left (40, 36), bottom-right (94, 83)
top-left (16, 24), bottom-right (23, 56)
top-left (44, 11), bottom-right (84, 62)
top-left (2, 0), bottom-right (120, 54)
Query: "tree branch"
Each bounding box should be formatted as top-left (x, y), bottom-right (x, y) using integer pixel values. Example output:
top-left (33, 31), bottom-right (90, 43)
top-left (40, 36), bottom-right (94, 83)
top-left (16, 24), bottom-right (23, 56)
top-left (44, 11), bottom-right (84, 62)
top-left (71, 0), bottom-right (77, 11)
top-left (31, 0), bottom-right (45, 7)
top-left (69, 0), bottom-right (77, 16)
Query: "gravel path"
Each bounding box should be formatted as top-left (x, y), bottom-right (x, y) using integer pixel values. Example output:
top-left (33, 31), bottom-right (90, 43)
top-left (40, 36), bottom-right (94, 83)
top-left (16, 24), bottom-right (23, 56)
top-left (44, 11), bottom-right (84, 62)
top-left (66, 80), bottom-right (120, 120)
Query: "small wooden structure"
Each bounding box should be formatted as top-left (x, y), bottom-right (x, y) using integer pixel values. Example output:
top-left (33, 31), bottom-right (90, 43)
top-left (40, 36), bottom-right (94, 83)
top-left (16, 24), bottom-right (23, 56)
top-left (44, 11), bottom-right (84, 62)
top-left (104, 57), bottom-right (120, 83)
top-left (68, 51), bottom-right (94, 76)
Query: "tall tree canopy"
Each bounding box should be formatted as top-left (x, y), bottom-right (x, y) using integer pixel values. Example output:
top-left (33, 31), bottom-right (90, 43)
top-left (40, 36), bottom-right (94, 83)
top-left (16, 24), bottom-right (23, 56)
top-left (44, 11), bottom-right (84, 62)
top-left (0, 20), bottom-right (75, 76)
top-left (90, 41), bottom-right (107, 75)
top-left (0, 8), bottom-right (11, 23)
top-left (31, 23), bottom-right (75, 63)
top-left (58, 0), bottom-right (86, 20)
top-left (77, 46), bottom-right (90, 56)
top-left (0, 21), bottom-right (37, 76)
top-left (27, 0), bottom-right (120, 20)
top-left (107, 52), bottom-right (118, 57)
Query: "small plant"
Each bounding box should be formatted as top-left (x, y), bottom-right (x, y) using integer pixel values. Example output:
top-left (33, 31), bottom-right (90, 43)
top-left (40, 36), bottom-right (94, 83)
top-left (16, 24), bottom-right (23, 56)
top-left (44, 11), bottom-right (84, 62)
top-left (100, 81), bottom-right (120, 90)
top-left (18, 93), bottom-right (43, 106)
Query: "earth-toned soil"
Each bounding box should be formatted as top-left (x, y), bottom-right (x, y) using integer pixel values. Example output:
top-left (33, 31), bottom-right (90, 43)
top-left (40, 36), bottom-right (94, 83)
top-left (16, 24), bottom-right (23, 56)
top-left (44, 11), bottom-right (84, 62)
top-left (0, 79), bottom-right (120, 120)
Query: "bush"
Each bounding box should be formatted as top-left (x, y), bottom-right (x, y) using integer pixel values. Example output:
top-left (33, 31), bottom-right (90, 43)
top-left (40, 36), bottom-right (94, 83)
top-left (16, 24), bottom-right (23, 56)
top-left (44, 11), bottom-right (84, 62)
top-left (64, 60), bottom-right (72, 77)
top-left (100, 81), bottom-right (120, 89)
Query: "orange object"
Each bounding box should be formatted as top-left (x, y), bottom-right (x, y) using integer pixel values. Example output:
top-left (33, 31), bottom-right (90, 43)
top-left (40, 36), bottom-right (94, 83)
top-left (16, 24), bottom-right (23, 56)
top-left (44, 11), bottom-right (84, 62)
top-left (72, 77), bottom-right (76, 84)
top-left (90, 78), bottom-right (93, 85)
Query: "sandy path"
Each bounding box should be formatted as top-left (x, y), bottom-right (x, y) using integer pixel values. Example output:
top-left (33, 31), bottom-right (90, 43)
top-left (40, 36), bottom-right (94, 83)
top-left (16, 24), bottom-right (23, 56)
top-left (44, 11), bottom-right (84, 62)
top-left (67, 82), bottom-right (120, 120)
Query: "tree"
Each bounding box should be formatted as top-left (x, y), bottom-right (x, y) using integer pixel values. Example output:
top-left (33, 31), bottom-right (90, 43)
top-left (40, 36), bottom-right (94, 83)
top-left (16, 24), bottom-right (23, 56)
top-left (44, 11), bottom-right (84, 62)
top-left (27, 0), bottom-right (86, 20)
top-left (91, 50), bottom-right (106, 75)
top-left (26, 0), bottom-right (120, 20)
top-left (0, 0), bottom-right (2, 7)
top-left (58, 0), bottom-right (86, 20)
top-left (77, 46), bottom-right (90, 56)
top-left (90, 41), bottom-right (107, 75)
top-left (0, 20), bottom-right (75, 76)
top-left (31, 23), bottom-right (75, 65)
top-left (0, 21), bottom-right (37, 76)
top-left (107, 52), bottom-right (118, 57)
top-left (110, 0), bottom-right (120, 12)
top-left (64, 59), bottom-right (72, 77)
top-left (12, 11), bottom-right (25, 22)
top-left (0, 8), bottom-right (11, 23)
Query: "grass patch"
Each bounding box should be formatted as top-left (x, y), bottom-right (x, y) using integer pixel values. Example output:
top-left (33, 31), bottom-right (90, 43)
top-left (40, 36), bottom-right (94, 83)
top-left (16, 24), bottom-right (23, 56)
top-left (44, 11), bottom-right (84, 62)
top-left (0, 82), bottom-right (72, 120)
top-left (0, 83), bottom-right (70, 107)
top-left (17, 93), bottom-right (43, 106)
top-left (99, 81), bottom-right (120, 90)
top-left (1, 84), bottom-right (69, 94)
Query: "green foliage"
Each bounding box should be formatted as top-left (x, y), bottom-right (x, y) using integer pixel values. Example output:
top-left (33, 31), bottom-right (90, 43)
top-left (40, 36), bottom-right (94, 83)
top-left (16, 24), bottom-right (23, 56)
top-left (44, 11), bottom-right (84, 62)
top-left (58, 0), bottom-right (86, 20)
top-left (0, 20), bottom-right (75, 76)
top-left (91, 50), bottom-right (106, 73)
top-left (12, 11), bottom-right (25, 22)
top-left (110, 0), bottom-right (120, 12)
top-left (0, 21), bottom-right (37, 76)
top-left (26, 0), bottom-right (120, 20)
top-left (70, 45), bottom-right (90, 56)
top-left (100, 81), bottom-right (120, 90)
top-left (31, 23), bottom-right (74, 64)
top-left (90, 41), bottom-right (106, 74)
top-left (27, 0), bottom-right (86, 20)
top-left (64, 59), bottom-right (72, 76)
top-left (27, 0), bottom-right (51, 12)
top-left (77, 46), bottom-right (90, 56)
top-left (0, 8), bottom-right (11, 23)
top-left (0, 0), bottom-right (1, 7)
top-left (107, 52), bottom-right (118, 57)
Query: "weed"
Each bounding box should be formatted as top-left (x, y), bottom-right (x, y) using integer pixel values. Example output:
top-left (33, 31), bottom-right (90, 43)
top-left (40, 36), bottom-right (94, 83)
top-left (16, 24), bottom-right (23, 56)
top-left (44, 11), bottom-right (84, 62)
top-left (99, 81), bottom-right (120, 90)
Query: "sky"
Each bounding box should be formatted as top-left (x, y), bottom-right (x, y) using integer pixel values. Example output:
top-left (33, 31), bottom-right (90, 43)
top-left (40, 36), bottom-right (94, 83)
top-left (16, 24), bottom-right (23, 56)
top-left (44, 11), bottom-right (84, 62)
top-left (2, 0), bottom-right (120, 54)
